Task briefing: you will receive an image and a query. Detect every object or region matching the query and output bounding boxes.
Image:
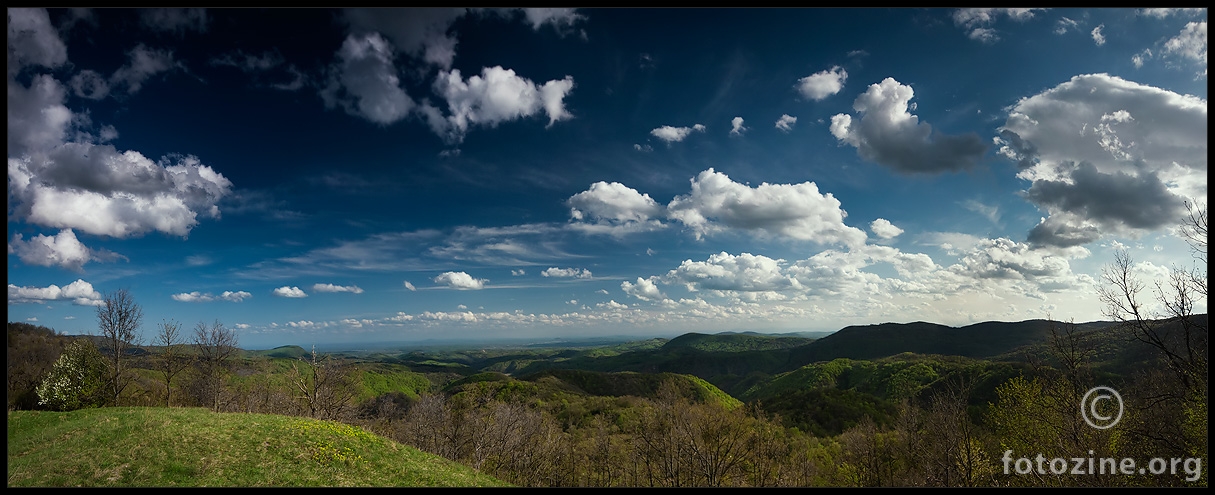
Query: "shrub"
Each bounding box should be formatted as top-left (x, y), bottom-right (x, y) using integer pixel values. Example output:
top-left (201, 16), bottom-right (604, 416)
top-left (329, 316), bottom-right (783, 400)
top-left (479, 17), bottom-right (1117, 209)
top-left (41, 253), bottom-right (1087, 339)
top-left (35, 339), bottom-right (107, 411)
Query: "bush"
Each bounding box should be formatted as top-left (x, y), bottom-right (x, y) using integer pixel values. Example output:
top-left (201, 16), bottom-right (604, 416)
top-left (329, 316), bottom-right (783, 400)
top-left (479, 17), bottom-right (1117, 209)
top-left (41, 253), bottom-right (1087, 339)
top-left (35, 339), bottom-right (107, 411)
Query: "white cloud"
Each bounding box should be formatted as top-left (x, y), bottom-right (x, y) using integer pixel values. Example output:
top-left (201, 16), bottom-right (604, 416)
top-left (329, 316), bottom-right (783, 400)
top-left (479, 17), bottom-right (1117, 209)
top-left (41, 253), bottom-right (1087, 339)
top-left (1055, 17), bottom-right (1080, 35)
top-left (172, 290), bottom-right (251, 302)
top-left (996, 73), bottom-right (1206, 246)
top-left (1091, 25), bottom-right (1106, 46)
top-left (729, 117), bottom-right (747, 136)
top-left (7, 74), bottom-right (72, 157)
top-left (110, 44), bottom-right (180, 94)
top-left (650, 124), bottom-right (705, 143)
top-left (403, 281), bottom-right (417, 291)
top-left (567, 181), bottom-right (666, 235)
top-left (433, 271), bottom-right (486, 290)
top-left (830, 77), bottom-right (986, 174)
top-left (667, 168), bottom-right (867, 246)
top-left (951, 8), bottom-right (1045, 43)
top-left (796, 66), bottom-right (847, 101)
top-left (870, 218), bottom-right (904, 239)
top-left (542, 267), bottom-right (592, 279)
top-left (946, 238), bottom-right (1092, 292)
top-left (8, 144), bottom-right (234, 238)
top-left (1163, 21), bottom-right (1207, 65)
top-left (322, 32), bottom-right (416, 126)
top-left (520, 8), bottom-right (586, 31)
top-left (1138, 8), bottom-right (1207, 18)
top-left (428, 66), bottom-right (575, 143)
top-left (633, 143), bottom-right (652, 152)
top-left (8, 229), bottom-right (105, 271)
top-left (6, 8), bottom-right (67, 75)
top-left (775, 114), bottom-right (797, 132)
top-left (621, 276), bottom-right (666, 301)
top-left (511, 269), bottom-right (526, 276)
top-left (272, 286), bottom-right (308, 298)
top-left (341, 7), bottom-right (471, 70)
top-left (312, 283), bottom-right (364, 294)
top-left (665, 252), bottom-right (802, 293)
top-left (8, 279), bottom-right (103, 306)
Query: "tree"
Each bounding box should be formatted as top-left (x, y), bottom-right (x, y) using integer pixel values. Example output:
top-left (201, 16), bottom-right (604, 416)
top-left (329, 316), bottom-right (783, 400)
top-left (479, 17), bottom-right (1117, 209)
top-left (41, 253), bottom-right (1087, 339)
top-left (35, 339), bottom-right (107, 411)
top-left (155, 319), bottom-right (189, 407)
top-left (1097, 200), bottom-right (1207, 393)
top-left (290, 345), bottom-right (358, 420)
top-left (191, 319), bottom-right (238, 411)
top-left (96, 289), bottom-right (143, 406)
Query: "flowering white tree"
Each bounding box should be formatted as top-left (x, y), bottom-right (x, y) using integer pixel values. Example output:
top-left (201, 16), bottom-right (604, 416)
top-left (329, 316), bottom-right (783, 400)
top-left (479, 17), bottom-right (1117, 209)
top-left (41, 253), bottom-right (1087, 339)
top-left (36, 339), bottom-right (107, 411)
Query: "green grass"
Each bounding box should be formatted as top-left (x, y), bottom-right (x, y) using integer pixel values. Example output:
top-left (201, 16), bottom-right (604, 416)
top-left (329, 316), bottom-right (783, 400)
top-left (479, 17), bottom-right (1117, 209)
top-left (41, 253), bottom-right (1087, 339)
top-left (7, 407), bottom-right (510, 487)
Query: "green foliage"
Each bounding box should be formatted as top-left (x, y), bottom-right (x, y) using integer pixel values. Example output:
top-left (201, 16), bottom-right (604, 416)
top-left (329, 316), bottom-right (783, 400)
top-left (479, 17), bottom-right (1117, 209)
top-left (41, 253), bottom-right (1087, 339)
top-left (35, 339), bottom-right (108, 411)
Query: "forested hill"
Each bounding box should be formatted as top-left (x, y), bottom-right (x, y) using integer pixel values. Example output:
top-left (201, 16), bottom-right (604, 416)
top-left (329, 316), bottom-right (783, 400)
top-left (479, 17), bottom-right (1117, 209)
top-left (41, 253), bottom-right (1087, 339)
top-left (784, 318), bottom-right (1123, 368)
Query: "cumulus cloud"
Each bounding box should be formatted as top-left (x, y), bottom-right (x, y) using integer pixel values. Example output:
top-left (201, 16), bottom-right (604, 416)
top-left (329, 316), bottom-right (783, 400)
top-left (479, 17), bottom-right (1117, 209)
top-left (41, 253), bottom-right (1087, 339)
top-left (621, 276), bottom-right (666, 301)
top-left (666, 168), bottom-right (868, 246)
top-left (7, 7), bottom-right (68, 76)
top-left (403, 281), bottom-right (417, 291)
top-left (7, 74), bottom-right (72, 157)
top-left (433, 271), bottom-right (486, 290)
top-left (272, 286), bottom-right (308, 298)
top-left (567, 181), bottom-right (666, 235)
top-left (995, 73), bottom-right (1206, 246)
top-left (568, 169), bottom-right (866, 246)
top-left (666, 252), bottom-right (802, 293)
top-left (427, 66), bottom-right (575, 143)
top-left (542, 267), bottom-right (592, 279)
top-left (830, 77), bottom-right (987, 174)
top-left (8, 279), bottom-right (103, 306)
top-left (650, 124), bottom-right (705, 143)
top-left (729, 117), bottom-right (747, 136)
top-left (870, 218), bottom-right (904, 239)
top-left (946, 237), bottom-right (1092, 291)
top-left (8, 144), bottom-right (234, 238)
top-left (775, 114), bottom-right (797, 132)
top-left (321, 32), bottom-right (416, 126)
top-left (796, 66), bottom-right (847, 101)
top-left (312, 283), bottom-right (364, 294)
top-left (171, 290), bottom-right (251, 302)
top-left (8, 228), bottom-right (123, 270)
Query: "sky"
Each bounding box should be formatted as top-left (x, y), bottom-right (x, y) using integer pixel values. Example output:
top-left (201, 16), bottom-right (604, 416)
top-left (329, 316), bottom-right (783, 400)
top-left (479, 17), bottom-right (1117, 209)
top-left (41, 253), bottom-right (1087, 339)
top-left (7, 8), bottom-right (1208, 350)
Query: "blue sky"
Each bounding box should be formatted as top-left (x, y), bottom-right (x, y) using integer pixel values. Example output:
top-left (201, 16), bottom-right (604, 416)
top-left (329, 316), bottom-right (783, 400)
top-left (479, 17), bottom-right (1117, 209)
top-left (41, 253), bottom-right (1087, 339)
top-left (7, 8), bottom-right (1208, 350)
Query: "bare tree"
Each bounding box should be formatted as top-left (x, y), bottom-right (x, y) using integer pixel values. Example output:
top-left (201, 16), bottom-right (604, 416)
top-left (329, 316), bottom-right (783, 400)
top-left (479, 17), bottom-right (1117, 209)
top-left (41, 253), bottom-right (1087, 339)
top-left (96, 289), bottom-right (143, 406)
top-left (1097, 201), bottom-right (1208, 393)
top-left (155, 319), bottom-right (189, 407)
top-left (290, 345), bottom-right (358, 420)
top-left (192, 319), bottom-right (238, 411)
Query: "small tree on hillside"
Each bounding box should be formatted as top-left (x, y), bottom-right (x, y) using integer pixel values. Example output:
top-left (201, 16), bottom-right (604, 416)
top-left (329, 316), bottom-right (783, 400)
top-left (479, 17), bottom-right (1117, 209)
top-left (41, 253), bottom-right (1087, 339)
top-left (290, 346), bottom-right (358, 420)
top-left (192, 319), bottom-right (238, 411)
top-left (35, 339), bottom-right (107, 411)
top-left (155, 319), bottom-right (189, 407)
top-left (96, 289), bottom-right (143, 406)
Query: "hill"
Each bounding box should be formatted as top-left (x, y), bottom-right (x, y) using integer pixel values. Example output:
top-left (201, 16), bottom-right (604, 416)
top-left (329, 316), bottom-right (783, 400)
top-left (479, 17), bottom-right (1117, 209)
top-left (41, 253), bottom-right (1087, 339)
top-left (6, 407), bottom-right (510, 487)
top-left (784, 318), bottom-right (1122, 367)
